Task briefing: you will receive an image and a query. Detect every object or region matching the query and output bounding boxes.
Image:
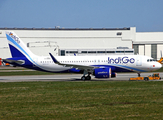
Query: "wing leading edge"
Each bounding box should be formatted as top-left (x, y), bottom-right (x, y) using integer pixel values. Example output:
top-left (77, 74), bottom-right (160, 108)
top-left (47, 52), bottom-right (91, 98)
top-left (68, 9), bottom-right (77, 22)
top-left (49, 53), bottom-right (98, 70)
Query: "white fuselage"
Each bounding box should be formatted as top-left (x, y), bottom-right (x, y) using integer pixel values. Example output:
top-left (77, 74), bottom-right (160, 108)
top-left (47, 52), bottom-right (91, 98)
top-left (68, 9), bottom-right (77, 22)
top-left (32, 55), bottom-right (161, 73)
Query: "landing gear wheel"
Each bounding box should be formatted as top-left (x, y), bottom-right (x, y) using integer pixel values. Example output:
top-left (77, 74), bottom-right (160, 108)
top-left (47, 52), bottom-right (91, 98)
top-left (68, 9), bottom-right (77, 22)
top-left (86, 76), bottom-right (91, 80)
top-left (81, 76), bottom-right (86, 80)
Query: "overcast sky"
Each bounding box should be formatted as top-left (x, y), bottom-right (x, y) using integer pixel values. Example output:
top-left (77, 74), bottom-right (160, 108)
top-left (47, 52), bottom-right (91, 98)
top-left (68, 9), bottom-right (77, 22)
top-left (0, 0), bottom-right (163, 32)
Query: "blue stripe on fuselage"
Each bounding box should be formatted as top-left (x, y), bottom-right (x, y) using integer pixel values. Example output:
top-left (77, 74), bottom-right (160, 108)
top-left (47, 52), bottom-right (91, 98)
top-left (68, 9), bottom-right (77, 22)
top-left (93, 64), bottom-right (146, 72)
top-left (112, 64), bottom-right (146, 72)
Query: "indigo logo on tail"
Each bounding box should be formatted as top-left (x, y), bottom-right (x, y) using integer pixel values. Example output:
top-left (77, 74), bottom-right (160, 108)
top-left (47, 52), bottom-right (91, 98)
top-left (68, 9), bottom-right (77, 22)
top-left (9, 32), bottom-right (20, 44)
top-left (9, 33), bottom-right (13, 35)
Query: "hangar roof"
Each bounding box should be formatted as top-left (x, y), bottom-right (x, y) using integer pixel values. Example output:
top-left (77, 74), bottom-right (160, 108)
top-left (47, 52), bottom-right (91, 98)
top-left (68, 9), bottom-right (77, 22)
top-left (0, 27), bottom-right (130, 30)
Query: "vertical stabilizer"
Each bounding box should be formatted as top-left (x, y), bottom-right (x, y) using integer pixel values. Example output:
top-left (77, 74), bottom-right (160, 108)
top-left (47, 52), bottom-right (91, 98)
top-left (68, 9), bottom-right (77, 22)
top-left (6, 32), bottom-right (35, 58)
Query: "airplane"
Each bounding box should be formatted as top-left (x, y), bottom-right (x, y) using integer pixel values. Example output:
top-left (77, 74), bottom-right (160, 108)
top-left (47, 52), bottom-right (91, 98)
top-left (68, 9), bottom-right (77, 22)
top-left (2, 31), bottom-right (162, 80)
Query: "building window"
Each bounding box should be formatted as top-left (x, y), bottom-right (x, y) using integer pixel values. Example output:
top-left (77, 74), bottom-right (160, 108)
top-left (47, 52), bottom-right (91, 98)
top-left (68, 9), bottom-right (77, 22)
top-left (81, 51), bottom-right (87, 53)
top-left (66, 51), bottom-right (78, 53)
top-left (61, 50), bottom-right (65, 56)
top-left (97, 51), bottom-right (105, 53)
top-left (69, 51), bottom-right (78, 53)
top-left (88, 51), bottom-right (96, 53)
top-left (117, 32), bottom-right (122, 36)
top-left (125, 51), bottom-right (133, 53)
top-left (133, 45), bottom-right (139, 55)
top-left (116, 51), bottom-right (124, 53)
top-left (106, 51), bottom-right (115, 53)
top-left (151, 44), bottom-right (157, 59)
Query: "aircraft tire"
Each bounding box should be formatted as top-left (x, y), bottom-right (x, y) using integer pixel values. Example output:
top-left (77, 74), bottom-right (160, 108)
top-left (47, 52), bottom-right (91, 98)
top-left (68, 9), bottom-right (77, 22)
top-left (81, 76), bottom-right (86, 80)
top-left (86, 76), bottom-right (91, 80)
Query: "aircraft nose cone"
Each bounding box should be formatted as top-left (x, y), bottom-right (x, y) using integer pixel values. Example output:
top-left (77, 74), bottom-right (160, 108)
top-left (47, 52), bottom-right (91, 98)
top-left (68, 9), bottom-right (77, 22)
top-left (156, 63), bottom-right (162, 69)
top-left (150, 62), bottom-right (162, 72)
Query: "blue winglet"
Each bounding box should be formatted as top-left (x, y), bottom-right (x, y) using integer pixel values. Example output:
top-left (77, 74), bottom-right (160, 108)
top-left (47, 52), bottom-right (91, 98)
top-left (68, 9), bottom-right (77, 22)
top-left (49, 53), bottom-right (58, 63)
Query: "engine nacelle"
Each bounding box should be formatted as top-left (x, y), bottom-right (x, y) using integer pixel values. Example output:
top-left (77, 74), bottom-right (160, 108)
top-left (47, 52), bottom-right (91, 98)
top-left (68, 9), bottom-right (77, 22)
top-left (93, 67), bottom-right (111, 78)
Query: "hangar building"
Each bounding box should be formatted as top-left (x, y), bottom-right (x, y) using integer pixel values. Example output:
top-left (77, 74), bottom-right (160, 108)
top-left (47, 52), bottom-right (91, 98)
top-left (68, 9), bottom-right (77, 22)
top-left (0, 27), bottom-right (163, 60)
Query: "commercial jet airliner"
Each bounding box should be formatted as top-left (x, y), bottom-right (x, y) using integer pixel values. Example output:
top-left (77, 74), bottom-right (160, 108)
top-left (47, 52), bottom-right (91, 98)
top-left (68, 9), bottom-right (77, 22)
top-left (3, 32), bottom-right (162, 80)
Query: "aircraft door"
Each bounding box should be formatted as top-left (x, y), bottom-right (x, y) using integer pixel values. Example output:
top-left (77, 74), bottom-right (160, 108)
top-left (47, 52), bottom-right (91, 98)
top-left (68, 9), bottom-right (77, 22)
top-left (136, 56), bottom-right (142, 66)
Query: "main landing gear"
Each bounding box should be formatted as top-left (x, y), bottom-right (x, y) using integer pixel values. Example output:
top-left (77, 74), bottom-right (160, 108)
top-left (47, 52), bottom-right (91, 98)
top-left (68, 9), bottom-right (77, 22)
top-left (81, 70), bottom-right (91, 80)
top-left (81, 75), bottom-right (91, 80)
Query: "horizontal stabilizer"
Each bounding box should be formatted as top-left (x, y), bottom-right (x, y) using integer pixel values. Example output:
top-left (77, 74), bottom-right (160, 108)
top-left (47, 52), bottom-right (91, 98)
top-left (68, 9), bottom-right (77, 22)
top-left (2, 59), bottom-right (24, 65)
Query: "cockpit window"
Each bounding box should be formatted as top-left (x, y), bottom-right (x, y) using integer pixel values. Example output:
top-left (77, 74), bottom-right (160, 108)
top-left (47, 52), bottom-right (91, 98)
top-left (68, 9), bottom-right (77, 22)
top-left (147, 59), bottom-right (157, 62)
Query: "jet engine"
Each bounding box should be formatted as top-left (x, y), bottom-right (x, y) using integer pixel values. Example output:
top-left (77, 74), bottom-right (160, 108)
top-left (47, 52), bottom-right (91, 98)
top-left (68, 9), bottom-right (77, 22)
top-left (93, 67), bottom-right (117, 78)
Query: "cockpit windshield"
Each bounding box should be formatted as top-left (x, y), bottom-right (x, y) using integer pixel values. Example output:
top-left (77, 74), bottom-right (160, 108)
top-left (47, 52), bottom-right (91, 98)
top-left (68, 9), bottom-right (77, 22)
top-left (147, 59), bottom-right (157, 62)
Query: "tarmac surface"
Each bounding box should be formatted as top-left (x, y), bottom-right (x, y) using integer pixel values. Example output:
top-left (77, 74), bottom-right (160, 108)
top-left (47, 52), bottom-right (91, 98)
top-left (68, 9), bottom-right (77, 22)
top-left (0, 71), bottom-right (163, 82)
top-left (0, 66), bottom-right (163, 82)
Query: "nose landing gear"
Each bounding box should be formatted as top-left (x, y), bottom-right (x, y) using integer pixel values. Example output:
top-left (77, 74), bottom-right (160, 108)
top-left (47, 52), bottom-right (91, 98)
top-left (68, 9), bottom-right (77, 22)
top-left (138, 73), bottom-right (141, 77)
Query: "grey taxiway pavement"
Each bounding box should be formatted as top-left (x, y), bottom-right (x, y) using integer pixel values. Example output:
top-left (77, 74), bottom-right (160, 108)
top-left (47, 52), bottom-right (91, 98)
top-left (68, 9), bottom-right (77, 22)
top-left (0, 72), bottom-right (163, 82)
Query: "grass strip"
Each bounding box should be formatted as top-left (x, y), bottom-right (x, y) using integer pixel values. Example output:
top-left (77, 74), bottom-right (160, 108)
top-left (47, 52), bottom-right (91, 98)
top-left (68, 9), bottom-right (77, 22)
top-left (0, 81), bottom-right (163, 119)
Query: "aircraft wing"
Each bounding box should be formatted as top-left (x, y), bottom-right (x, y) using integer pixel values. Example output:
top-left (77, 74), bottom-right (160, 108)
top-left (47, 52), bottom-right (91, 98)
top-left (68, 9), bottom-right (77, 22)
top-left (2, 59), bottom-right (24, 65)
top-left (49, 53), bottom-right (98, 70)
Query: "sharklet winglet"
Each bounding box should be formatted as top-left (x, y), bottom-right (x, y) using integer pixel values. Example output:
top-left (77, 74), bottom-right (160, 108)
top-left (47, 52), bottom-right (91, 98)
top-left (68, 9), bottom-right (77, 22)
top-left (49, 53), bottom-right (60, 64)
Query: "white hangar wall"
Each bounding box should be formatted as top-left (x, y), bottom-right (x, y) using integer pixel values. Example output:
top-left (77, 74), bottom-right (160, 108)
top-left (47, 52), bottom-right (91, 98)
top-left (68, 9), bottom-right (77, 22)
top-left (134, 32), bottom-right (163, 60)
top-left (1, 27), bottom-right (163, 59)
top-left (0, 27), bottom-right (135, 58)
